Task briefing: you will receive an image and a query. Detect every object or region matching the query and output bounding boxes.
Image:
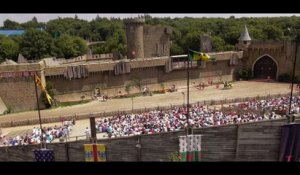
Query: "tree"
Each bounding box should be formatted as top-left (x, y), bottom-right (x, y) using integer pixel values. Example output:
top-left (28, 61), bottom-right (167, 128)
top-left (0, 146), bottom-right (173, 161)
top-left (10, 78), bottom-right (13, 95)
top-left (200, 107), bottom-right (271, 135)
top-left (55, 34), bottom-right (87, 59)
top-left (3, 19), bottom-right (22, 29)
top-left (46, 18), bottom-right (92, 40)
top-left (20, 29), bottom-right (56, 60)
top-left (55, 34), bottom-right (76, 58)
top-left (32, 16), bottom-right (38, 23)
top-left (0, 37), bottom-right (20, 61)
top-left (73, 37), bottom-right (87, 56)
top-left (262, 25), bottom-right (284, 41)
top-left (170, 43), bottom-right (184, 55)
top-left (181, 31), bottom-right (203, 51)
top-left (21, 17), bottom-right (44, 29)
top-left (211, 36), bottom-right (226, 52)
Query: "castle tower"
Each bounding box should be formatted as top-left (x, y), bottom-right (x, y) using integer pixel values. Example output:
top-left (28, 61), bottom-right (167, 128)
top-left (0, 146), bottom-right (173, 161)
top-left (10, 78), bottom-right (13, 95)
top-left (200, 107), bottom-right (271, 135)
top-left (124, 17), bottom-right (145, 59)
top-left (236, 25), bottom-right (252, 51)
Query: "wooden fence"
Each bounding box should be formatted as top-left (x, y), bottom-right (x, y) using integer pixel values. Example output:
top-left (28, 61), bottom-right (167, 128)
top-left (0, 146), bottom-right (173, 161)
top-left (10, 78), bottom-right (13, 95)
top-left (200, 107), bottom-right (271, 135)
top-left (0, 116), bottom-right (299, 161)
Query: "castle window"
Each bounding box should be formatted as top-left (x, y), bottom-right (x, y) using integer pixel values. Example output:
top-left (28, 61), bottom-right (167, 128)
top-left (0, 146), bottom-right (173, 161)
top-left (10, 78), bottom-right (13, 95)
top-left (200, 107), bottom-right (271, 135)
top-left (243, 41), bottom-right (247, 44)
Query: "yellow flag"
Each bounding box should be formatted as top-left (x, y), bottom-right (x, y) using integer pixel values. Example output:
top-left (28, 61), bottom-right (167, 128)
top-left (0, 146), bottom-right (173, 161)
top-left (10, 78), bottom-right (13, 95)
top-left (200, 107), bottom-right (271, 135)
top-left (35, 74), bottom-right (52, 105)
top-left (84, 144), bottom-right (106, 162)
top-left (35, 75), bottom-right (45, 91)
top-left (46, 93), bottom-right (53, 105)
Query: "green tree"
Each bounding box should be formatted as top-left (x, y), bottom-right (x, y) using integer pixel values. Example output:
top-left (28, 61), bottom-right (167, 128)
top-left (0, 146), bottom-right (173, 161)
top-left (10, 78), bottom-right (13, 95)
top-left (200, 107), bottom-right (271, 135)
top-left (55, 34), bottom-right (87, 59)
top-left (262, 25), bottom-right (284, 41)
top-left (170, 43), bottom-right (184, 55)
top-left (211, 36), bottom-right (226, 52)
top-left (73, 37), bottom-right (87, 56)
top-left (0, 37), bottom-right (20, 61)
top-left (2, 19), bottom-right (22, 29)
top-left (20, 29), bottom-right (56, 60)
top-left (21, 17), bottom-right (45, 29)
top-left (46, 18), bottom-right (92, 40)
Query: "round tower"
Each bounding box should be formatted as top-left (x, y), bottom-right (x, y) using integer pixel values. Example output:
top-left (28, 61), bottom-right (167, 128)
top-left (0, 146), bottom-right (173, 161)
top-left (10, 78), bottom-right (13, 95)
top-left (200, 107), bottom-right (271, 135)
top-left (124, 17), bottom-right (145, 59)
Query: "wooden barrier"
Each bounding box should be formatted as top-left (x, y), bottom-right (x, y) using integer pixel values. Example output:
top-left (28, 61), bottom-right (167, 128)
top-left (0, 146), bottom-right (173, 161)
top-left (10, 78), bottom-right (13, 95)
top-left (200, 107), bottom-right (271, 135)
top-left (0, 117), bottom-right (299, 161)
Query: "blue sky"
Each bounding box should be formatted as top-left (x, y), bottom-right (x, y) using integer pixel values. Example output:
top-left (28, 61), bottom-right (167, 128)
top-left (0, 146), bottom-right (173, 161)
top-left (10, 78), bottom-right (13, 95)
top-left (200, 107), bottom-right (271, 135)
top-left (0, 14), bottom-right (299, 26)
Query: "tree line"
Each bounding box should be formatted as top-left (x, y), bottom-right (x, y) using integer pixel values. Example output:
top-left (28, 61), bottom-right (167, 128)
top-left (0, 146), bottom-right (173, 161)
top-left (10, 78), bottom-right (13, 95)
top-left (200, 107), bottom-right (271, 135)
top-left (1, 15), bottom-right (300, 62)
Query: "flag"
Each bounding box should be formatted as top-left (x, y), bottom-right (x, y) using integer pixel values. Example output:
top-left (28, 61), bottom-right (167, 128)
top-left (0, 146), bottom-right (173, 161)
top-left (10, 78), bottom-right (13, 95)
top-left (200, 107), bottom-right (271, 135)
top-left (35, 75), bottom-right (45, 91)
top-left (84, 144), bottom-right (106, 162)
top-left (193, 135), bottom-right (202, 161)
top-left (35, 74), bottom-right (53, 105)
top-left (188, 49), bottom-right (202, 61)
top-left (33, 149), bottom-right (55, 162)
top-left (279, 124), bottom-right (300, 162)
top-left (179, 136), bottom-right (187, 162)
top-left (179, 135), bottom-right (202, 162)
top-left (186, 135), bottom-right (194, 161)
top-left (188, 49), bottom-right (211, 61)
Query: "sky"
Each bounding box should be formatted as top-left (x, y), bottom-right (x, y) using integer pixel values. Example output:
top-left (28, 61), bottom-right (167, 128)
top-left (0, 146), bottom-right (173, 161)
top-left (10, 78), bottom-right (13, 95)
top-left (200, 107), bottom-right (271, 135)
top-left (0, 13), bottom-right (300, 26)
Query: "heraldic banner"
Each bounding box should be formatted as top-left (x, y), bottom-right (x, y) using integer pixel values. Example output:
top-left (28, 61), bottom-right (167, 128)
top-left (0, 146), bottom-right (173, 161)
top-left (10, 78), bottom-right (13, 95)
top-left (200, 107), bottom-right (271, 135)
top-left (179, 135), bottom-right (202, 162)
top-left (33, 148), bottom-right (55, 162)
top-left (279, 124), bottom-right (300, 162)
top-left (84, 144), bottom-right (106, 162)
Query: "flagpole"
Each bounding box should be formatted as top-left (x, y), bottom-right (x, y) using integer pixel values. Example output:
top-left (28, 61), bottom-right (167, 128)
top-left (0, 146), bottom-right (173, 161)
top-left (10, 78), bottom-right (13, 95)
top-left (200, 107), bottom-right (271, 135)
top-left (34, 74), bottom-right (44, 148)
top-left (187, 49), bottom-right (190, 135)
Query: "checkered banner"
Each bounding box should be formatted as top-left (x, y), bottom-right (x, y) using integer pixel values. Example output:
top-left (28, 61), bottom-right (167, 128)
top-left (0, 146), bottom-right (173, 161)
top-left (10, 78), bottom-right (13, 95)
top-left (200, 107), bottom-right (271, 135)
top-left (33, 148), bottom-right (55, 162)
top-left (179, 135), bottom-right (202, 162)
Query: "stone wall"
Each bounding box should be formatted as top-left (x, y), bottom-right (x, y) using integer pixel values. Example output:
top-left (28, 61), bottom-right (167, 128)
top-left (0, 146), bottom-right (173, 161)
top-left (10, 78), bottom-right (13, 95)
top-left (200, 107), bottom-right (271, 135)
top-left (143, 25), bottom-right (171, 58)
top-left (0, 77), bottom-right (44, 112)
top-left (47, 59), bottom-right (239, 96)
top-left (244, 41), bottom-right (300, 79)
top-left (0, 63), bottom-right (44, 112)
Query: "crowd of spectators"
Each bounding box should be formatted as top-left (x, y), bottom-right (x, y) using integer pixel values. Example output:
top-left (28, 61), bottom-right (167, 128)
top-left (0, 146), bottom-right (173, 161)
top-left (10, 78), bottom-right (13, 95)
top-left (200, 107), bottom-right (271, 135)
top-left (0, 120), bottom-right (75, 147)
top-left (1, 96), bottom-right (300, 145)
top-left (95, 95), bottom-right (300, 138)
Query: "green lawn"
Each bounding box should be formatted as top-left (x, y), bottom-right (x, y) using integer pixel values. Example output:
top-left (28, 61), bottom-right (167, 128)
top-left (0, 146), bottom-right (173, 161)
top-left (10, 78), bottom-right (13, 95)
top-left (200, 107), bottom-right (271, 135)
top-left (59, 100), bottom-right (91, 107)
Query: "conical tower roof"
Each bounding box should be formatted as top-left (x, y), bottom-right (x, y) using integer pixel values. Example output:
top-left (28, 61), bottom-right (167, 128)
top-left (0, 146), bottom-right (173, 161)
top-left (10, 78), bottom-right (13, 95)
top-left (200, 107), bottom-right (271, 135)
top-left (239, 25), bottom-right (251, 41)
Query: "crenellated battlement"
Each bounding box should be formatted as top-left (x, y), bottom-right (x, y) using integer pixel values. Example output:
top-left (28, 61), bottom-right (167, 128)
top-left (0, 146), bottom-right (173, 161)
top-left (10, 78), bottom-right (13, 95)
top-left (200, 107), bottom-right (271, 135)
top-left (124, 17), bottom-right (145, 25)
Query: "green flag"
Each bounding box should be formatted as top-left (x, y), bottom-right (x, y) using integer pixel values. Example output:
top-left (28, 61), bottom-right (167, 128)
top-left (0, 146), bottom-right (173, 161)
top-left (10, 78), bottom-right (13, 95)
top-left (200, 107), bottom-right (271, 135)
top-left (188, 49), bottom-right (211, 61)
top-left (188, 49), bottom-right (202, 61)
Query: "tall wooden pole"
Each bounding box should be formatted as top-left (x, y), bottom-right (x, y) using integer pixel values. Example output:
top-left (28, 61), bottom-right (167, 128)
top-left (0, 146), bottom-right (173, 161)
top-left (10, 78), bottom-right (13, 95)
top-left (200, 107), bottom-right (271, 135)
top-left (187, 50), bottom-right (190, 135)
top-left (34, 74), bottom-right (44, 148)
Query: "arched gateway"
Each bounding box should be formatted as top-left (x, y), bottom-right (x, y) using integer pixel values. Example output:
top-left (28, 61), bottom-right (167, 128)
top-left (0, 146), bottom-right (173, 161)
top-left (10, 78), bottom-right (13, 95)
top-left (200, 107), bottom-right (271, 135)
top-left (252, 54), bottom-right (278, 80)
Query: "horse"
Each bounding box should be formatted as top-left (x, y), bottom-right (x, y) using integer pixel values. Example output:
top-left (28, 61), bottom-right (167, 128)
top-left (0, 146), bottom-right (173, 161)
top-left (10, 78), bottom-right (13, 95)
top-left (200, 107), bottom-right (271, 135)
top-left (223, 82), bottom-right (233, 89)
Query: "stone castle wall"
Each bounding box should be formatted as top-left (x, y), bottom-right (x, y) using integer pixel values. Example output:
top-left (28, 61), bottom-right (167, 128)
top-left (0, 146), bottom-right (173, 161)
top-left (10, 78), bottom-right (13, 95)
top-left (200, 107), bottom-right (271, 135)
top-left (243, 41), bottom-right (300, 78)
top-left (0, 63), bottom-right (44, 112)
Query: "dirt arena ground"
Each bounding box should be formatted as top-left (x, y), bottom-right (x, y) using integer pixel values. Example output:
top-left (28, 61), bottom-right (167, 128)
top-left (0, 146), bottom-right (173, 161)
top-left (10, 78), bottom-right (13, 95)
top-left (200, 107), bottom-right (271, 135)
top-left (1, 81), bottom-right (298, 140)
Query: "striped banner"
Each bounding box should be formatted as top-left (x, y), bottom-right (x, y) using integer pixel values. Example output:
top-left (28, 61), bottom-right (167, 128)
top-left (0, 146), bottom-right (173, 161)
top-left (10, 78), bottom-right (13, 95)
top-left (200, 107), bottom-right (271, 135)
top-left (84, 144), bottom-right (106, 162)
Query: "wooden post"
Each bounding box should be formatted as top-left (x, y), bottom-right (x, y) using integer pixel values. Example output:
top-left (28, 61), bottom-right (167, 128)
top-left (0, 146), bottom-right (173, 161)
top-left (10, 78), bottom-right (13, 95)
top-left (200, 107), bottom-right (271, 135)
top-left (136, 136), bottom-right (142, 161)
top-left (65, 142), bottom-right (70, 162)
top-left (90, 116), bottom-right (96, 143)
top-left (235, 125), bottom-right (240, 160)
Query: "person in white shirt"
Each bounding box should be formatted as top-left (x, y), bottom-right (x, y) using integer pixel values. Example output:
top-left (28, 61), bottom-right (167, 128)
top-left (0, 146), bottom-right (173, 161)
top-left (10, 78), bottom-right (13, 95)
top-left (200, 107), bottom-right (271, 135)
top-left (85, 127), bottom-right (91, 139)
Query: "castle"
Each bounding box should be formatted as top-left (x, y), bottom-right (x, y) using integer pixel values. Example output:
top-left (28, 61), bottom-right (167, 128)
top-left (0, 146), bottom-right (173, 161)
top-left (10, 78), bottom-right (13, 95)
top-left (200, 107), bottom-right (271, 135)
top-left (0, 17), bottom-right (299, 113)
